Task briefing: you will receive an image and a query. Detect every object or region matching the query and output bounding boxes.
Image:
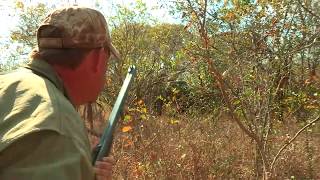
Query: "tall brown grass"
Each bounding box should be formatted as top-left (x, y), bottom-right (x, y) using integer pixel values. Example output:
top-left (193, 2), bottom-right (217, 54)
top-left (86, 110), bottom-right (320, 179)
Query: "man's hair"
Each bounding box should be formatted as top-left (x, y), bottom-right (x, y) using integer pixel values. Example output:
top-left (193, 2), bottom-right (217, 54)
top-left (30, 25), bottom-right (92, 69)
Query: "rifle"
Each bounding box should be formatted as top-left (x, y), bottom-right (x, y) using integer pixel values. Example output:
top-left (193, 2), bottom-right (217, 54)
top-left (92, 65), bottom-right (136, 165)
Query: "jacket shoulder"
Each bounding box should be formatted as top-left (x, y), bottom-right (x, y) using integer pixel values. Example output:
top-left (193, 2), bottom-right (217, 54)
top-left (0, 69), bottom-right (74, 151)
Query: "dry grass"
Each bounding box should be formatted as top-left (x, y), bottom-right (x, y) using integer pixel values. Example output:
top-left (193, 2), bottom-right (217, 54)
top-left (87, 111), bottom-right (320, 179)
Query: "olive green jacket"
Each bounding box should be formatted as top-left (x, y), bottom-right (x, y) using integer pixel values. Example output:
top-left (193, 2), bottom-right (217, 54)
top-left (0, 60), bottom-right (95, 180)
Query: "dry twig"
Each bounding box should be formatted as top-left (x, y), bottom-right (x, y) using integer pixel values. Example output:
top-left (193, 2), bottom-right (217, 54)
top-left (270, 115), bottom-right (320, 172)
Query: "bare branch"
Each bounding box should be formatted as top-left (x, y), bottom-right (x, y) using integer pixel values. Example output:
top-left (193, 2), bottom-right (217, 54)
top-left (270, 115), bottom-right (320, 172)
top-left (297, 0), bottom-right (320, 20)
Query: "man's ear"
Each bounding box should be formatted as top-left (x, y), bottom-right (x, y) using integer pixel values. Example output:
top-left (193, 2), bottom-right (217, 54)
top-left (94, 48), bottom-right (108, 72)
top-left (85, 48), bottom-right (109, 73)
top-left (97, 48), bottom-right (105, 66)
top-left (85, 49), bottom-right (102, 72)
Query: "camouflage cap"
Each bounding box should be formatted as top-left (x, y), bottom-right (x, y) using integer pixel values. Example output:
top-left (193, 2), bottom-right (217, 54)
top-left (37, 6), bottom-right (120, 59)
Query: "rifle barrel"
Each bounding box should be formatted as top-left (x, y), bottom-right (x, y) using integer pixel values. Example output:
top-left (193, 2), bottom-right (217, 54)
top-left (92, 65), bottom-right (136, 164)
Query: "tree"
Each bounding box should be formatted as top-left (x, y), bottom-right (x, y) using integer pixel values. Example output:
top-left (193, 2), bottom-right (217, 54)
top-left (170, 0), bottom-right (320, 178)
top-left (1, 2), bottom-right (49, 70)
top-left (100, 2), bottom-right (193, 116)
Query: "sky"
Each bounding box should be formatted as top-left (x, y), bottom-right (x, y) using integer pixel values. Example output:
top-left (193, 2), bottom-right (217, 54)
top-left (0, 0), bottom-right (175, 37)
top-left (0, 0), bottom-right (176, 64)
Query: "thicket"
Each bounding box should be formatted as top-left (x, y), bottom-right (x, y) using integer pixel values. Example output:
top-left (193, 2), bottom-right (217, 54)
top-left (1, 0), bottom-right (319, 179)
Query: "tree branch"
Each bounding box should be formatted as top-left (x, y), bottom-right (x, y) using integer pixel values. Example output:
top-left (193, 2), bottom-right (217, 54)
top-left (297, 0), bottom-right (320, 20)
top-left (270, 115), bottom-right (320, 172)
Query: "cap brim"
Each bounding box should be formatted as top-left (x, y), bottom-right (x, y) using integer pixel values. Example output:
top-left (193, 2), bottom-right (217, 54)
top-left (107, 42), bottom-right (121, 60)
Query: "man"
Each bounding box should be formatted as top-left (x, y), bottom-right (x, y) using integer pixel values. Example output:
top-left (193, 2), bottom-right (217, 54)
top-left (0, 6), bottom-right (119, 180)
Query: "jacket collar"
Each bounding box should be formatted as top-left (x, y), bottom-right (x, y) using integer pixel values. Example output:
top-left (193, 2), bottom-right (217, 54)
top-left (24, 59), bottom-right (70, 100)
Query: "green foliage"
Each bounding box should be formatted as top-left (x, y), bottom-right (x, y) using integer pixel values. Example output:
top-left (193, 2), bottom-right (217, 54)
top-left (10, 3), bottom-right (48, 47)
top-left (170, 0), bottom-right (320, 178)
top-left (99, 2), bottom-right (194, 116)
top-left (2, 1), bottom-right (320, 178)
top-left (1, 2), bottom-right (50, 70)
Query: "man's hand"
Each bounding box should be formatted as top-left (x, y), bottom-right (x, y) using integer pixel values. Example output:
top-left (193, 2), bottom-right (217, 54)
top-left (94, 156), bottom-right (115, 180)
